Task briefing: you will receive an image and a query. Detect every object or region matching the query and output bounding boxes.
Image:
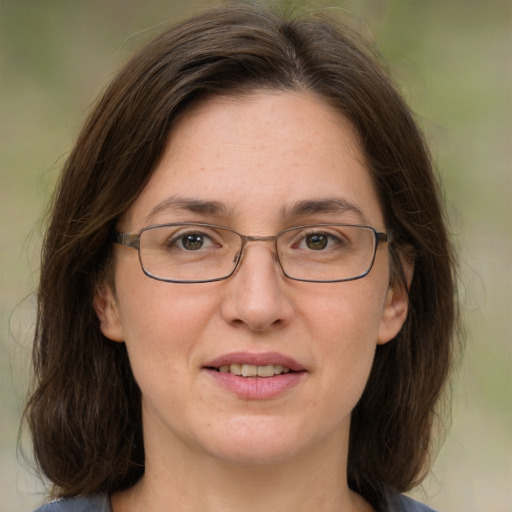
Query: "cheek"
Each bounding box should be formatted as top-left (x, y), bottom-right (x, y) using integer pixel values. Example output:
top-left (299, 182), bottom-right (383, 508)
top-left (298, 279), bottom-right (388, 388)
top-left (299, 277), bottom-right (387, 345)
top-left (114, 274), bottom-right (218, 385)
top-left (278, 283), bottom-right (386, 443)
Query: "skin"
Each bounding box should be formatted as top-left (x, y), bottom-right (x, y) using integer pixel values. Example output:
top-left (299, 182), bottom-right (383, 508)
top-left (94, 91), bottom-right (410, 512)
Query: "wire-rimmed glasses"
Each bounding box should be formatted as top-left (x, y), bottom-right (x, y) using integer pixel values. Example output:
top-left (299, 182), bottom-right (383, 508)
top-left (114, 223), bottom-right (392, 283)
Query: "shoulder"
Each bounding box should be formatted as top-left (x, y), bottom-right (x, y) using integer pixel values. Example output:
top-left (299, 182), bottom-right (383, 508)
top-left (387, 493), bottom-right (439, 512)
top-left (33, 494), bottom-right (110, 512)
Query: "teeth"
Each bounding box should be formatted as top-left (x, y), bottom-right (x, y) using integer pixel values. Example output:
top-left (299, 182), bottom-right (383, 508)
top-left (217, 364), bottom-right (292, 377)
top-left (241, 364), bottom-right (257, 377)
top-left (257, 365), bottom-right (274, 377)
top-left (231, 363), bottom-right (242, 375)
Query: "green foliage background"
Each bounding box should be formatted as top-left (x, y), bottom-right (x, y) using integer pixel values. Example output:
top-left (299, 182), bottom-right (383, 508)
top-left (1, 1), bottom-right (510, 511)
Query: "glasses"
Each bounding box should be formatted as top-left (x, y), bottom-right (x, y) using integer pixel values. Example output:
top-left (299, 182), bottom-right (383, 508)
top-left (114, 223), bottom-right (391, 283)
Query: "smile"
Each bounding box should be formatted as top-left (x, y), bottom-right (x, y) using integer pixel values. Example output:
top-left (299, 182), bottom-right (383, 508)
top-left (216, 364), bottom-right (292, 377)
top-left (204, 352), bottom-right (307, 399)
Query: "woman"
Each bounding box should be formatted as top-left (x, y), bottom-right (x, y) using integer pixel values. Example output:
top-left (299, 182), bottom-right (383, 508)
top-left (26, 3), bottom-right (457, 511)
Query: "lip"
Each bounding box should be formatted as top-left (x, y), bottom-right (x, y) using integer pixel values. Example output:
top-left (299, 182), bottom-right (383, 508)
top-left (204, 351), bottom-right (306, 372)
top-left (203, 351), bottom-right (307, 400)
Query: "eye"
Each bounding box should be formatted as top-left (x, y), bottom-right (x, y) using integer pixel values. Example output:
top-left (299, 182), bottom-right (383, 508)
top-left (305, 233), bottom-right (329, 250)
top-left (180, 233), bottom-right (207, 251)
top-left (173, 232), bottom-right (218, 251)
top-left (168, 230), bottom-right (219, 251)
top-left (299, 231), bottom-right (343, 251)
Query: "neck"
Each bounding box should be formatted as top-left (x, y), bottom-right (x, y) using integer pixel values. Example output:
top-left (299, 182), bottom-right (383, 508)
top-left (112, 424), bottom-right (373, 512)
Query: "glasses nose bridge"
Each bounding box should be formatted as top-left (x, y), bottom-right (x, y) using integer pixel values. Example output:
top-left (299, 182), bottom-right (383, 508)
top-left (239, 233), bottom-right (279, 251)
top-left (236, 233), bottom-right (280, 265)
top-left (244, 233), bottom-right (278, 243)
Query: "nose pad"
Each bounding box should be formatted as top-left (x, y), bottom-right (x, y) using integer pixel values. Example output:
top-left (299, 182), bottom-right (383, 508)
top-left (221, 244), bottom-right (293, 332)
top-left (232, 251), bottom-right (242, 266)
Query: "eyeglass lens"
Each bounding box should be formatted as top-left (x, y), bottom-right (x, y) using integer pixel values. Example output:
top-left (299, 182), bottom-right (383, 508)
top-left (137, 224), bottom-right (379, 283)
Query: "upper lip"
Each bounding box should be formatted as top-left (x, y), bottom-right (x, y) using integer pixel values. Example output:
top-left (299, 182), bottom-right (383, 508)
top-left (204, 352), bottom-right (306, 372)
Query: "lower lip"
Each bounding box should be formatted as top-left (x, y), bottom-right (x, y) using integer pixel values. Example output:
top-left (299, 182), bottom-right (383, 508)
top-left (205, 369), bottom-right (306, 399)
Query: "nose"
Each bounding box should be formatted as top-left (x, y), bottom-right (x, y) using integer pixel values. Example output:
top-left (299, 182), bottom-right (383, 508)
top-left (220, 242), bottom-right (294, 332)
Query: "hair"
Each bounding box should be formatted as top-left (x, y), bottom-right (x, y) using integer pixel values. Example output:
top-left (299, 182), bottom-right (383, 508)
top-left (24, 2), bottom-right (458, 508)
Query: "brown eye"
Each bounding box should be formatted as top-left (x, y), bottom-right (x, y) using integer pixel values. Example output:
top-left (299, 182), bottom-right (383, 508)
top-left (181, 234), bottom-right (204, 250)
top-left (305, 234), bottom-right (328, 250)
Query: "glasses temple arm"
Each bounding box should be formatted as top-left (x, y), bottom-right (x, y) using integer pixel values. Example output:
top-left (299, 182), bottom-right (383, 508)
top-left (113, 232), bottom-right (141, 250)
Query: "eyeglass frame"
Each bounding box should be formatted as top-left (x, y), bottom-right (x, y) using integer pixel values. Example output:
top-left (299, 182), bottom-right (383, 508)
top-left (113, 222), bottom-right (393, 284)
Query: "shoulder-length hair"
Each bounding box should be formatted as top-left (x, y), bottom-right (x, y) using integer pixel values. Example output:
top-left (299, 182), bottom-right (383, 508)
top-left (24, 3), bottom-right (458, 506)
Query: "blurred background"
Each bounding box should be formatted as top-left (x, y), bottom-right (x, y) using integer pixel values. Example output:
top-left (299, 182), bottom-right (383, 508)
top-left (1, 1), bottom-right (510, 511)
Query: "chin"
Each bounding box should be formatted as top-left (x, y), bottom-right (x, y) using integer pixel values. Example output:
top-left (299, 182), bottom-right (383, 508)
top-left (206, 441), bottom-right (299, 467)
top-left (195, 415), bottom-right (324, 466)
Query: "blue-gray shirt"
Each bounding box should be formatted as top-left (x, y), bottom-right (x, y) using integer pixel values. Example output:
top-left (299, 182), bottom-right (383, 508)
top-left (33, 492), bottom-right (438, 511)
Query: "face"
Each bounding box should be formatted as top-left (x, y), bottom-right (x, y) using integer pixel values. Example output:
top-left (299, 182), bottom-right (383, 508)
top-left (95, 91), bottom-right (409, 469)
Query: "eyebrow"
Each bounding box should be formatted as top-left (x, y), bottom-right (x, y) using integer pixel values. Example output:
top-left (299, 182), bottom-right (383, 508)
top-left (145, 196), bottom-right (369, 225)
top-left (146, 196), bottom-right (231, 224)
top-left (282, 198), bottom-right (370, 224)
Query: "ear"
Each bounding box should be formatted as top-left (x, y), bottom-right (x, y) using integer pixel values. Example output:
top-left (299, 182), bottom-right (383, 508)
top-left (377, 261), bottom-right (414, 345)
top-left (93, 282), bottom-right (124, 342)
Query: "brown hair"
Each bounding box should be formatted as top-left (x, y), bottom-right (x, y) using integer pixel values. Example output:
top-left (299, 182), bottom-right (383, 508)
top-left (24, 2), bottom-right (458, 506)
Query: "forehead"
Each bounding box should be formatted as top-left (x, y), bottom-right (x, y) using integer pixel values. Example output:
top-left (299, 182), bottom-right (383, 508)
top-left (122, 91), bottom-right (384, 231)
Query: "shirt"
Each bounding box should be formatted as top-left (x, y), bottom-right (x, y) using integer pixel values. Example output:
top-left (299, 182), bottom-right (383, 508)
top-left (33, 492), bottom-right (438, 511)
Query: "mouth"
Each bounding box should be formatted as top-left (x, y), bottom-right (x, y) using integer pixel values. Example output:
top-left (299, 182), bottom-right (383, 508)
top-left (204, 351), bottom-right (306, 377)
top-left (203, 352), bottom-right (307, 399)
top-left (209, 363), bottom-right (294, 378)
